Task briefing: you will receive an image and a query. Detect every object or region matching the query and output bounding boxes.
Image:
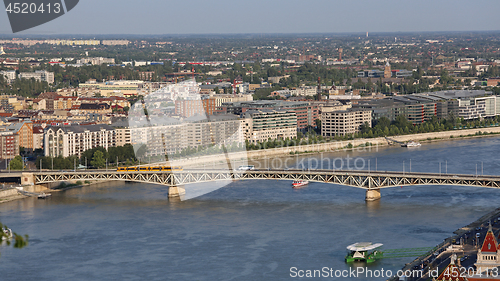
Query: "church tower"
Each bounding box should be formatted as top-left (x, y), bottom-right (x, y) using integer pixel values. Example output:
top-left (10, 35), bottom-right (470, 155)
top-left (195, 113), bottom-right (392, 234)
top-left (384, 61), bottom-right (391, 78)
top-left (475, 223), bottom-right (500, 273)
top-left (0, 46), bottom-right (5, 55)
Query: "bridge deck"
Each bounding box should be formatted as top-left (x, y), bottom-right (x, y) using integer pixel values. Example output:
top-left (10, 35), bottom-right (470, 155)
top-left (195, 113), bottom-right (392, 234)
top-left (29, 169), bottom-right (500, 190)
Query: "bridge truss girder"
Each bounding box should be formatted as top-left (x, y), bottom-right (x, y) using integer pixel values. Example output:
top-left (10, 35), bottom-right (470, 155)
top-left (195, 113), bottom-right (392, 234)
top-left (33, 170), bottom-right (500, 190)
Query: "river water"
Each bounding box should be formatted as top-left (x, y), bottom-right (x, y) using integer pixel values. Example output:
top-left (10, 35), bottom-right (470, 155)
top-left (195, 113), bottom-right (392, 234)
top-left (1, 137), bottom-right (500, 280)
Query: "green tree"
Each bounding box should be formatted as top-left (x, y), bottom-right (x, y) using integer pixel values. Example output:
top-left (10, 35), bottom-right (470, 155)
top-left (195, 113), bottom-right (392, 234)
top-left (90, 151), bottom-right (106, 168)
top-left (9, 156), bottom-right (23, 170)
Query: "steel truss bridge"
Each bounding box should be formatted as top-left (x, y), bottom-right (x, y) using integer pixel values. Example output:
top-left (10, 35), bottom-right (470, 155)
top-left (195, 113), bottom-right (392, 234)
top-left (27, 169), bottom-right (500, 200)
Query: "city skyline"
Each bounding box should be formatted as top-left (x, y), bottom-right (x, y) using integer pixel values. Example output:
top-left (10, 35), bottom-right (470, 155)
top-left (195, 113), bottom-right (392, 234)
top-left (1, 0), bottom-right (500, 35)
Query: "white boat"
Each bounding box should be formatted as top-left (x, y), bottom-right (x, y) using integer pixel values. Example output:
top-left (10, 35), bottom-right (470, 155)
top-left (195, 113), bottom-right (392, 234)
top-left (2, 228), bottom-right (12, 241)
top-left (38, 192), bottom-right (52, 199)
top-left (345, 242), bottom-right (383, 263)
top-left (292, 180), bottom-right (309, 188)
top-left (402, 140), bottom-right (421, 148)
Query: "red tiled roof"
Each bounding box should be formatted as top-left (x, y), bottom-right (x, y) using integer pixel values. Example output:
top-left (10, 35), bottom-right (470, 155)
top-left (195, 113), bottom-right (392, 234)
top-left (33, 126), bottom-right (44, 134)
top-left (481, 230), bottom-right (498, 253)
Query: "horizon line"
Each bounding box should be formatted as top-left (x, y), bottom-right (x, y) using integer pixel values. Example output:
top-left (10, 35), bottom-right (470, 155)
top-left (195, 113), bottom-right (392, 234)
top-left (1, 30), bottom-right (500, 39)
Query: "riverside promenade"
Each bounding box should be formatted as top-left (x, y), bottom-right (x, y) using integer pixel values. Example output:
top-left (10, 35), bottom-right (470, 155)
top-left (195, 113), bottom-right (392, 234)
top-left (165, 126), bottom-right (500, 169)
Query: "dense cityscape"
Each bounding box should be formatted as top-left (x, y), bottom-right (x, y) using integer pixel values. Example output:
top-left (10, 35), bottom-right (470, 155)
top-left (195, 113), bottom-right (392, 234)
top-left (1, 33), bottom-right (500, 168)
top-left (3, 31), bottom-right (500, 281)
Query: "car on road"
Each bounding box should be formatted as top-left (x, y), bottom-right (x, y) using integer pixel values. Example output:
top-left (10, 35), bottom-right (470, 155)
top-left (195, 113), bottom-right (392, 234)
top-left (237, 165), bottom-right (255, 171)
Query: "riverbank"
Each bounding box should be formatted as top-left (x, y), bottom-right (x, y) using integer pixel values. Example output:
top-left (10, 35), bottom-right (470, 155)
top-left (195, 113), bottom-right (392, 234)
top-left (0, 180), bottom-right (114, 204)
top-left (169, 126), bottom-right (500, 169)
top-left (0, 188), bottom-right (28, 203)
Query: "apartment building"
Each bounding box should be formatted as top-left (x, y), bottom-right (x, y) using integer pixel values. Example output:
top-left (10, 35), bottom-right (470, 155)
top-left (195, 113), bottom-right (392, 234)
top-left (174, 99), bottom-right (220, 117)
top-left (76, 57), bottom-right (115, 65)
top-left (0, 70), bottom-right (16, 83)
top-left (115, 127), bottom-right (131, 147)
top-left (321, 109), bottom-right (372, 137)
top-left (0, 132), bottom-right (19, 159)
top-left (130, 115), bottom-right (246, 157)
top-left (415, 90), bottom-right (500, 120)
top-left (6, 121), bottom-right (33, 151)
top-left (44, 124), bottom-right (116, 157)
top-left (33, 126), bottom-right (44, 150)
top-left (243, 109), bottom-right (297, 143)
top-left (19, 70), bottom-right (54, 84)
top-left (219, 100), bottom-right (318, 130)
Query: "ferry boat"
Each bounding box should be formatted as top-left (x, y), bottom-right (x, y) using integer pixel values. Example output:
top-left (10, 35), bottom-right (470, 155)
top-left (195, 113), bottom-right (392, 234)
top-left (292, 180), bottom-right (309, 188)
top-left (402, 140), bottom-right (421, 148)
top-left (2, 227), bottom-right (13, 241)
top-left (345, 242), bottom-right (383, 263)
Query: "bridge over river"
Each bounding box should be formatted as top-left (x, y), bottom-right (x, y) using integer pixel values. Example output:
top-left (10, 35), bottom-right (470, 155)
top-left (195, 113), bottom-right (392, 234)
top-left (7, 169), bottom-right (500, 201)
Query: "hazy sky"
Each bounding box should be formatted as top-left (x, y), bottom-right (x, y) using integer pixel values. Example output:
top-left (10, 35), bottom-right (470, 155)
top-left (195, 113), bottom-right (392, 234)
top-left (1, 0), bottom-right (500, 35)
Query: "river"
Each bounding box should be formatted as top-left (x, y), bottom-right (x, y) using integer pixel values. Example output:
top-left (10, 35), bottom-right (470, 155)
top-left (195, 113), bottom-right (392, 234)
top-left (1, 137), bottom-right (500, 280)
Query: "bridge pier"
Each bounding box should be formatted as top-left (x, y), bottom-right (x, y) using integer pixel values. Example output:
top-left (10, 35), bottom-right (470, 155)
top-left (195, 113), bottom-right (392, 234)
top-left (365, 189), bottom-right (381, 201)
top-left (168, 185), bottom-right (185, 198)
top-left (21, 173), bottom-right (34, 185)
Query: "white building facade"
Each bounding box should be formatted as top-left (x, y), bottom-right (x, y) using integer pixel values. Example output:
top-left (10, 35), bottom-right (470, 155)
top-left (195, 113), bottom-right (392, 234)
top-left (44, 124), bottom-right (116, 157)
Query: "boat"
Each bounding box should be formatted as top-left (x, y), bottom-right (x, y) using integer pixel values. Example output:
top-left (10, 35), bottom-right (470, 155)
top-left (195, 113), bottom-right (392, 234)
top-left (345, 242), bottom-right (383, 263)
top-left (402, 140), bottom-right (421, 148)
top-left (292, 180), bottom-right (309, 188)
top-left (2, 227), bottom-right (12, 241)
top-left (37, 192), bottom-right (52, 199)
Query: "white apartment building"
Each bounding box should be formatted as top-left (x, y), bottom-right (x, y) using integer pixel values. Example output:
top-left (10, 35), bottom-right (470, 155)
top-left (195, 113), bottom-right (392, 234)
top-left (0, 70), bottom-right (16, 83)
top-left (44, 124), bottom-right (116, 157)
top-left (130, 115), bottom-right (246, 157)
top-left (19, 70), bottom-right (54, 84)
top-left (321, 109), bottom-right (372, 137)
top-left (243, 109), bottom-right (297, 143)
top-left (458, 96), bottom-right (497, 120)
top-left (76, 57), bottom-right (115, 65)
